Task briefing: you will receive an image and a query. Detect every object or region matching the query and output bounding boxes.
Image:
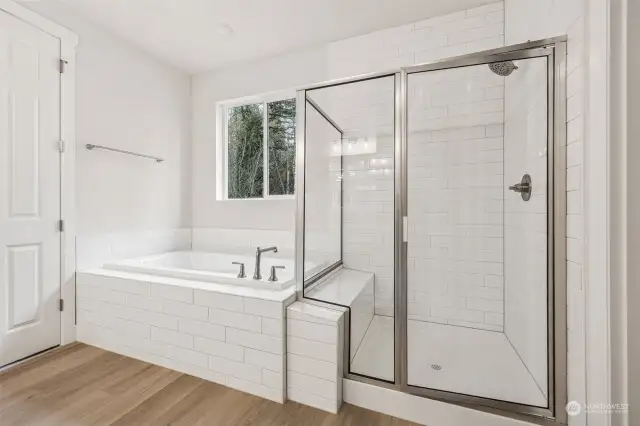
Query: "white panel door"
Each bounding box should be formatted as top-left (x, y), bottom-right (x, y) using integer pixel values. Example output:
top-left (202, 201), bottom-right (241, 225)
top-left (0, 10), bottom-right (61, 366)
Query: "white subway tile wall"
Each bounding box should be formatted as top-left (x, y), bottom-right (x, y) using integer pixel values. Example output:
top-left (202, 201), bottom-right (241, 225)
top-left (565, 19), bottom-right (587, 426)
top-left (504, 0), bottom-right (586, 423)
top-left (406, 65), bottom-right (506, 332)
top-left (192, 228), bottom-right (294, 253)
top-left (503, 55), bottom-right (549, 396)
top-left (286, 302), bottom-right (344, 413)
top-left (323, 2), bottom-right (506, 317)
top-left (76, 272), bottom-right (294, 403)
top-left (303, 104), bottom-right (343, 271)
top-left (76, 228), bottom-right (192, 270)
top-left (326, 3), bottom-right (505, 80)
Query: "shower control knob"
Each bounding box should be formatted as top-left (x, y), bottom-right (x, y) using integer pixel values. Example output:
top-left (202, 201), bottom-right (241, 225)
top-left (509, 183), bottom-right (530, 192)
top-left (509, 174), bottom-right (532, 201)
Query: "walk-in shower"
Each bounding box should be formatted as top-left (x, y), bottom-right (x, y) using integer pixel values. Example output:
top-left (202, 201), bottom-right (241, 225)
top-left (294, 38), bottom-right (567, 423)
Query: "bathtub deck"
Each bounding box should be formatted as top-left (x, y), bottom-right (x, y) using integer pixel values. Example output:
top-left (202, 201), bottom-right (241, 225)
top-left (0, 343), bottom-right (418, 426)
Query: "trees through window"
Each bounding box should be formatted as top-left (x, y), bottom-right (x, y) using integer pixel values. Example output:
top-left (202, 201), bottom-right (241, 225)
top-left (226, 98), bottom-right (296, 199)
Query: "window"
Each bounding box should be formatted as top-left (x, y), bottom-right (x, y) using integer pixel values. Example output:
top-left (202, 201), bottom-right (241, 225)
top-left (223, 97), bottom-right (296, 199)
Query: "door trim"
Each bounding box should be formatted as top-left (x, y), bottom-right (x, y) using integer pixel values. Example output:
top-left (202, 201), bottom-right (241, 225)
top-left (0, 0), bottom-right (78, 347)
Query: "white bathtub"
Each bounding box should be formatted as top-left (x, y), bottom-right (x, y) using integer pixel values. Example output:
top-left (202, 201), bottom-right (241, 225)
top-left (103, 250), bottom-right (296, 290)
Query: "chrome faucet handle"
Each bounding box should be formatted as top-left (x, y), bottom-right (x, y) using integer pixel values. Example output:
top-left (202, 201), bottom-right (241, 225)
top-left (508, 173), bottom-right (532, 201)
top-left (254, 246), bottom-right (279, 280)
top-left (268, 265), bottom-right (285, 282)
top-left (231, 262), bottom-right (246, 278)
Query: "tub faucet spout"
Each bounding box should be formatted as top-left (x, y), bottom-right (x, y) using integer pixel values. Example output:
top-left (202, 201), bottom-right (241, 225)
top-left (254, 246), bottom-right (278, 280)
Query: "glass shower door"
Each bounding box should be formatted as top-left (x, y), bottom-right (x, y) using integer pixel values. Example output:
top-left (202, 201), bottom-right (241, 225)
top-left (405, 56), bottom-right (551, 407)
top-left (301, 75), bottom-right (397, 382)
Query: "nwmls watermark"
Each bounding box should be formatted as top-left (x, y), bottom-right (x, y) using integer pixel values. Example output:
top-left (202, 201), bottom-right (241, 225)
top-left (566, 401), bottom-right (629, 416)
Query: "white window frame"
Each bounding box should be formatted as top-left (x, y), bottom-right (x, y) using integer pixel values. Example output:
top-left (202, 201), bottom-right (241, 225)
top-left (217, 90), bottom-right (296, 201)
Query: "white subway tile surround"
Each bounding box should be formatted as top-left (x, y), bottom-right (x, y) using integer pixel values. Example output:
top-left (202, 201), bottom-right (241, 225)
top-left (286, 302), bottom-right (345, 414)
top-left (304, 269), bottom-right (375, 365)
top-left (76, 271), bottom-right (295, 403)
top-left (192, 228), bottom-right (295, 253)
top-left (76, 228), bottom-right (192, 270)
top-left (324, 2), bottom-right (506, 320)
top-left (505, 1), bottom-right (586, 423)
top-left (407, 66), bottom-right (506, 332)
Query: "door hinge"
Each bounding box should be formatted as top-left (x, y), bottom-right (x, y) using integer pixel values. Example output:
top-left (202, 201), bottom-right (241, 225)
top-left (59, 299), bottom-right (64, 312)
top-left (59, 59), bottom-right (68, 73)
top-left (58, 219), bottom-right (64, 232)
top-left (59, 140), bottom-right (65, 153)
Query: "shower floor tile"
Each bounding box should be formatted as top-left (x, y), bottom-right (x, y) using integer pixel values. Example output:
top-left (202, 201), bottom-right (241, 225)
top-left (350, 315), bottom-right (548, 407)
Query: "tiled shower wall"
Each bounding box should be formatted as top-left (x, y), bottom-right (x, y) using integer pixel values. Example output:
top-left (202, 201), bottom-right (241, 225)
top-left (303, 105), bottom-right (342, 273)
top-left (504, 0), bottom-right (587, 423)
top-left (407, 67), bottom-right (506, 331)
top-left (503, 57), bottom-right (549, 394)
top-left (311, 79), bottom-right (397, 316)
top-left (324, 2), bottom-right (506, 317)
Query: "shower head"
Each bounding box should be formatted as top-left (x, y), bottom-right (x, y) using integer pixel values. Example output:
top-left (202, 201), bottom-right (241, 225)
top-left (488, 61), bottom-right (518, 76)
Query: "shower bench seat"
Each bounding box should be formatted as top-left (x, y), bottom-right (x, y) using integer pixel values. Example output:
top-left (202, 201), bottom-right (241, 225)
top-left (305, 268), bottom-right (374, 361)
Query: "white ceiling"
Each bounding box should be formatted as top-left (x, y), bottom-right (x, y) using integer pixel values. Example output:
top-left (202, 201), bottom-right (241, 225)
top-left (56, 0), bottom-right (495, 74)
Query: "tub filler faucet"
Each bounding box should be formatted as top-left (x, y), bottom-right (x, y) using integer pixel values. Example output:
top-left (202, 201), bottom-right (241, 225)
top-left (254, 246), bottom-right (278, 280)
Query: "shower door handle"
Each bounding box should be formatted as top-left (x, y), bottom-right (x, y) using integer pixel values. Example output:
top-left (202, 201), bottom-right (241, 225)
top-left (508, 174), bottom-right (532, 201)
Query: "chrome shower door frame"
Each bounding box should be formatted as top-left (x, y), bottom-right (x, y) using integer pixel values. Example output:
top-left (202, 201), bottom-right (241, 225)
top-left (293, 37), bottom-right (568, 425)
top-left (396, 37), bottom-right (568, 424)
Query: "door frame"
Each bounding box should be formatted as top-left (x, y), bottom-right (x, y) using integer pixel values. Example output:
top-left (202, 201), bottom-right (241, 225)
top-left (395, 37), bottom-right (568, 424)
top-left (0, 0), bottom-right (78, 347)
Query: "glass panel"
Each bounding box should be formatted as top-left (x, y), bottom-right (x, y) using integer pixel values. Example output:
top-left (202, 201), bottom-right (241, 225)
top-left (227, 103), bottom-right (264, 199)
top-left (302, 101), bottom-right (342, 281)
top-left (302, 76), bottom-right (396, 382)
top-left (406, 57), bottom-right (549, 407)
top-left (267, 99), bottom-right (296, 196)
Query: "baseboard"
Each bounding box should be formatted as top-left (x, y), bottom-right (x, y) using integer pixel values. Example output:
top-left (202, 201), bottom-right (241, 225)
top-left (343, 379), bottom-right (536, 426)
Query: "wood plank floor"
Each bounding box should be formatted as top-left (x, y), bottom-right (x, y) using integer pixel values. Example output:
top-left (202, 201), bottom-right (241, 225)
top-left (0, 343), bottom-right (420, 426)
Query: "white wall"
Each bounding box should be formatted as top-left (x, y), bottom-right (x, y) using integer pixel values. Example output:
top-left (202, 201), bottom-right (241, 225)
top-left (192, 48), bottom-right (327, 233)
top-left (23, 0), bottom-right (192, 268)
top-left (505, 0), bottom-right (586, 424)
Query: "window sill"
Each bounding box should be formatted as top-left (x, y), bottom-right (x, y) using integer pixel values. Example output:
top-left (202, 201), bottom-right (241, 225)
top-left (217, 196), bottom-right (295, 202)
